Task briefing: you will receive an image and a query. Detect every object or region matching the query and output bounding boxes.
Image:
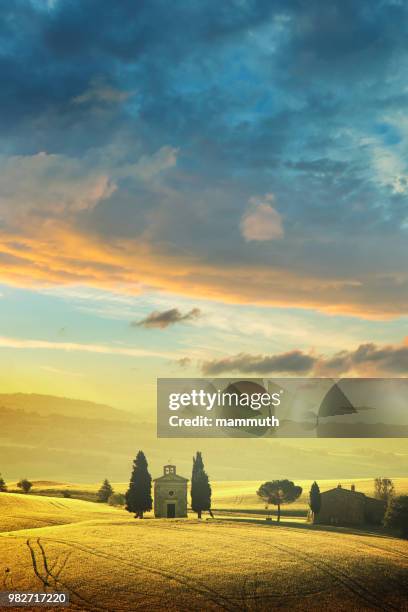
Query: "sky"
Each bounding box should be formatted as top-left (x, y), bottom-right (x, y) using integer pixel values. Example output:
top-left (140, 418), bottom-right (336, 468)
top-left (0, 0), bottom-right (407, 416)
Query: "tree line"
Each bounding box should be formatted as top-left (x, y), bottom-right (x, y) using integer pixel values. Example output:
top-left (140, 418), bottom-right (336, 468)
top-left (0, 475), bottom-right (33, 494)
top-left (1, 467), bottom-right (407, 539)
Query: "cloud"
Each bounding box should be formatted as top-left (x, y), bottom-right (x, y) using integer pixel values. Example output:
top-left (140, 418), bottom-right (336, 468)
top-left (0, 222), bottom-right (407, 318)
top-left (0, 152), bottom-right (115, 219)
top-left (200, 341), bottom-right (408, 376)
top-left (315, 343), bottom-right (408, 376)
top-left (176, 357), bottom-right (192, 368)
top-left (202, 350), bottom-right (315, 375)
top-left (0, 1), bottom-right (408, 320)
top-left (116, 146), bottom-right (178, 182)
top-left (369, 142), bottom-right (408, 195)
top-left (40, 365), bottom-right (83, 377)
top-left (72, 77), bottom-right (132, 105)
top-left (240, 194), bottom-right (284, 242)
top-left (0, 143), bottom-right (179, 222)
top-left (133, 307), bottom-right (201, 329)
top-left (0, 335), bottom-right (174, 360)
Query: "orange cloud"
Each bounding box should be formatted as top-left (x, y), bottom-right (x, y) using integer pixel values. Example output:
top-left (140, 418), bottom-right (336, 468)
top-left (0, 221), bottom-right (406, 319)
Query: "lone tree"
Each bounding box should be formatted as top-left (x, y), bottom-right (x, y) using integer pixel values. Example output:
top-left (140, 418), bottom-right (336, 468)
top-left (97, 478), bottom-right (114, 503)
top-left (309, 481), bottom-right (321, 519)
top-left (384, 495), bottom-right (408, 539)
top-left (374, 477), bottom-right (395, 504)
top-left (0, 474), bottom-right (7, 492)
top-left (191, 451), bottom-right (212, 519)
top-left (17, 479), bottom-right (32, 494)
top-left (257, 480), bottom-right (302, 523)
top-left (125, 451), bottom-right (152, 518)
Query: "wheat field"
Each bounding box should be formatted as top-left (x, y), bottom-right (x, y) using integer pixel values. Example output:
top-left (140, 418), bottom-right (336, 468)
top-left (1, 489), bottom-right (408, 611)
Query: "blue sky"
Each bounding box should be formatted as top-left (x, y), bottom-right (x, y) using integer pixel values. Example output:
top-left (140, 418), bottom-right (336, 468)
top-left (0, 0), bottom-right (407, 414)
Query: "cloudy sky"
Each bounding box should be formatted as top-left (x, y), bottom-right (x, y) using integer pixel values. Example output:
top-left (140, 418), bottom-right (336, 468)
top-left (0, 0), bottom-right (407, 414)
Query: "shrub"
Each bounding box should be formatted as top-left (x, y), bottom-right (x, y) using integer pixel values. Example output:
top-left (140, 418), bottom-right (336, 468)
top-left (17, 479), bottom-right (32, 494)
top-left (108, 493), bottom-right (126, 506)
top-left (384, 495), bottom-right (408, 539)
top-left (0, 474), bottom-right (7, 492)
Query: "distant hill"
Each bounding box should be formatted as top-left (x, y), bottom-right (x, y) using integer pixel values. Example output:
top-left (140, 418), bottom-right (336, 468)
top-left (1, 393), bottom-right (408, 484)
top-left (0, 393), bottom-right (137, 422)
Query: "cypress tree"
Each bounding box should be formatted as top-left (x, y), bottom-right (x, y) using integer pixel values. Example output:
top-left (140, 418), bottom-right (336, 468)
top-left (0, 474), bottom-right (7, 492)
top-left (191, 451), bottom-right (212, 519)
top-left (309, 481), bottom-right (321, 519)
top-left (97, 478), bottom-right (114, 503)
top-left (126, 451), bottom-right (152, 519)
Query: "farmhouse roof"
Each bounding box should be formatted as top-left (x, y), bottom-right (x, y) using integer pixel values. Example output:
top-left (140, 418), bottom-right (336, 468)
top-left (321, 486), bottom-right (381, 504)
top-left (322, 487), bottom-right (365, 497)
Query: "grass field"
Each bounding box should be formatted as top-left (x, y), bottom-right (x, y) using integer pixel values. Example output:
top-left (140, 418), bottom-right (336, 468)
top-left (1, 488), bottom-right (408, 610)
top-left (0, 492), bottom-right (121, 533)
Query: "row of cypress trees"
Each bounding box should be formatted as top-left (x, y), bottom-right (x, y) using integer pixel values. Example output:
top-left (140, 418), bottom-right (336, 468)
top-left (125, 450), bottom-right (212, 518)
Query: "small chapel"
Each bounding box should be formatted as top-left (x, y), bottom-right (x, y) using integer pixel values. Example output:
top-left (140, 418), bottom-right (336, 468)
top-left (153, 465), bottom-right (188, 518)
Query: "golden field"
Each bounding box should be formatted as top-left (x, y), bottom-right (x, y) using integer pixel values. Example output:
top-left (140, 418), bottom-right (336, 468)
top-left (0, 491), bottom-right (121, 533)
top-left (1, 486), bottom-right (408, 611)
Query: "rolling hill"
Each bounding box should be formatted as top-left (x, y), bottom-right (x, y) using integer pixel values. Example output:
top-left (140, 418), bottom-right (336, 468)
top-left (0, 492), bottom-right (407, 611)
top-left (0, 491), bottom-right (120, 533)
top-left (0, 393), bottom-right (137, 421)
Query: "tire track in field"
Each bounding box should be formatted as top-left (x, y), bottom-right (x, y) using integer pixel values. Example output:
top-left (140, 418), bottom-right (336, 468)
top-left (126, 523), bottom-right (340, 604)
top-left (26, 538), bottom-right (111, 612)
top-left (106, 521), bottom-right (408, 608)
top-left (63, 535), bottom-right (327, 608)
top-left (268, 523), bottom-right (408, 561)
top-left (151, 523), bottom-right (398, 611)
top-left (134, 522), bottom-right (334, 602)
top-left (217, 527), bottom-right (408, 610)
top-left (37, 536), bottom-right (238, 612)
top-left (34, 536), bottom-right (166, 612)
top-left (224, 525), bottom-right (397, 610)
top-left (326, 532), bottom-right (408, 562)
top-left (3, 533), bottom-right (185, 612)
top-left (270, 540), bottom-right (397, 611)
top-left (10, 521), bottom-right (406, 611)
top-left (0, 513), bottom-right (66, 526)
top-left (121, 529), bottom-right (331, 604)
top-left (262, 524), bottom-right (408, 595)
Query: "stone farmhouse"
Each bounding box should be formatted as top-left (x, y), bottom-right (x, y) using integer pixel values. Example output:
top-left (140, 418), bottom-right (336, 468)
top-left (311, 484), bottom-right (386, 526)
